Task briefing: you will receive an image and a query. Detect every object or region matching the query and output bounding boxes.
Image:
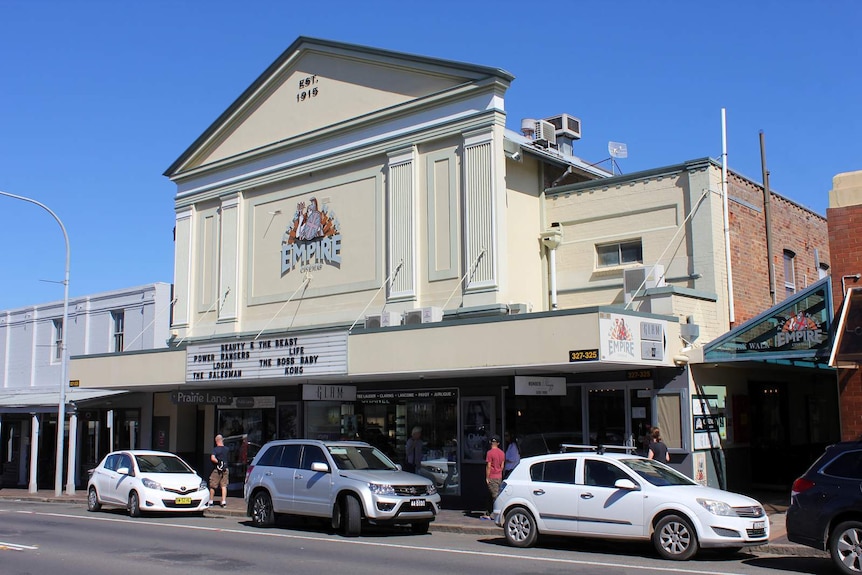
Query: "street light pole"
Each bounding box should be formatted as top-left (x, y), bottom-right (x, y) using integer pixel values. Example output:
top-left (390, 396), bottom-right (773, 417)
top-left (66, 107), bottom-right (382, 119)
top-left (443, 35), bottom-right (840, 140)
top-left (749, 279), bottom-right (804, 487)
top-left (0, 190), bottom-right (70, 497)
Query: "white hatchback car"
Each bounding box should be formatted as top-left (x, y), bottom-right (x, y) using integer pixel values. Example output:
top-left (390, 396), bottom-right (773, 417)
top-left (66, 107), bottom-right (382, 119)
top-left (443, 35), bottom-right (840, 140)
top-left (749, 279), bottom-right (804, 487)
top-left (87, 450), bottom-right (209, 516)
top-left (493, 448), bottom-right (769, 560)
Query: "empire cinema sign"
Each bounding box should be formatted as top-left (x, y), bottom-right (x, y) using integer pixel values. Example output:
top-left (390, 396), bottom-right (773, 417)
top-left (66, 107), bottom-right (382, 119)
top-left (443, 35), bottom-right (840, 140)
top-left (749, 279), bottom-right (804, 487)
top-left (185, 331), bottom-right (347, 383)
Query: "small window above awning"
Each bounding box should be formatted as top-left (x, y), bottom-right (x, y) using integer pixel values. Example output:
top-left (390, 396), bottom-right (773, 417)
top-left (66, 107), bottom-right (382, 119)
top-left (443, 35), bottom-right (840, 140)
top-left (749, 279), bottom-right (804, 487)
top-left (830, 287), bottom-right (862, 368)
top-left (704, 277), bottom-right (833, 363)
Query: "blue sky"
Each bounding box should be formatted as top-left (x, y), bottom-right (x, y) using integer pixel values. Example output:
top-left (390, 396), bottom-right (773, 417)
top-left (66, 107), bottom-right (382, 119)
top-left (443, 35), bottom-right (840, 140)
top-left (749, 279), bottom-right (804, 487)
top-left (1, 0), bottom-right (859, 310)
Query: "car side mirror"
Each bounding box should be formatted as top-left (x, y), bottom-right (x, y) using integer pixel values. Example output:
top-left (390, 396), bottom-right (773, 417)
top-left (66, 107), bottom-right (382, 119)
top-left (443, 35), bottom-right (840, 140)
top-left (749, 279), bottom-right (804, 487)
top-left (614, 478), bottom-right (639, 490)
top-left (311, 461), bottom-right (329, 473)
top-left (117, 467), bottom-right (130, 476)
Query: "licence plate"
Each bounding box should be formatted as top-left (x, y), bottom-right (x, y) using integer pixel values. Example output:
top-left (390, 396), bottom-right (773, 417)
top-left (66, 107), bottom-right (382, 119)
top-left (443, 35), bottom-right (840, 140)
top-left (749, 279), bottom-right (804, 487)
top-left (410, 498), bottom-right (426, 508)
top-left (752, 521), bottom-right (765, 529)
top-left (175, 497), bottom-right (192, 505)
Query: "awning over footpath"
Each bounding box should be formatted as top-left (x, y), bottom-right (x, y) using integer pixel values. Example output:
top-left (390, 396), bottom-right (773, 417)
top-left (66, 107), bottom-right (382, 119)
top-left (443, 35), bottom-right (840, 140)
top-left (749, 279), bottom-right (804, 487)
top-left (0, 389), bottom-right (127, 414)
top-left (703, 277), bottom-right (833, 365)
top-left (830, 286), bottom-right (862, 368)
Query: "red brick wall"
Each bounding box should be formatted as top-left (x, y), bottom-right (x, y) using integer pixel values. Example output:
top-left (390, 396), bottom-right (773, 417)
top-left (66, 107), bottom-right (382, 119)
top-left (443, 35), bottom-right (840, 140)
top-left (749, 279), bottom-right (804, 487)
top-left (828, 203), bottom-right (862, 440)
top-left (728, 173), bottom-right (829, 325)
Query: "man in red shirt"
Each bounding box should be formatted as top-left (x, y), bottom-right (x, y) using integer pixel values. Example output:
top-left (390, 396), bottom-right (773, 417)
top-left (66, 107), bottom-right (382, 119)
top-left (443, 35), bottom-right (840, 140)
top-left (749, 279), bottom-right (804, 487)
top-left (483, 436), bottom-right (505, 519)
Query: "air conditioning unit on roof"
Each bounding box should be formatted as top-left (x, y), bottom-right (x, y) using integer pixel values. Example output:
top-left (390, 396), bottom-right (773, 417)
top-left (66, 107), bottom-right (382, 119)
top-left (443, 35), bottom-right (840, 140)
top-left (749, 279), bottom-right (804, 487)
top-left (545, 114), bottom-right (582, 140)
top-left (364, 310), bottom-right (401, 329)
top-left (403, 306), bottom-right (443, 325)
top-left (533, 120), bottom-right (557, 147)
top-left (623, 265), bottom-right (666, 304)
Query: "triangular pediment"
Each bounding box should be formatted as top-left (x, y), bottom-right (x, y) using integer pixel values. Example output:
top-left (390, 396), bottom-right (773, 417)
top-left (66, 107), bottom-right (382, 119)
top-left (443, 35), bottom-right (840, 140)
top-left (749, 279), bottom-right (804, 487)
top-left (166, 37), bottom-right (513, 177)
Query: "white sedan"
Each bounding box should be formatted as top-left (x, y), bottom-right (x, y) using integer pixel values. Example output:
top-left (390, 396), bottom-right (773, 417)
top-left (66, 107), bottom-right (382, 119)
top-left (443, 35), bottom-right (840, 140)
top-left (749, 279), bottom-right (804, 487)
top-left (493, 448), bottom-right (769, 560)
top-left (87, 450), bottom-right (209, 516)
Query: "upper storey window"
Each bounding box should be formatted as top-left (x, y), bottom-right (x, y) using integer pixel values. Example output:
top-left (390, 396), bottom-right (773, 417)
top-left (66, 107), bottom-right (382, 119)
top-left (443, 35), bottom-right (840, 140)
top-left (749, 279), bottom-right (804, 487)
top-left (597, 240), bottom-right (643, 268)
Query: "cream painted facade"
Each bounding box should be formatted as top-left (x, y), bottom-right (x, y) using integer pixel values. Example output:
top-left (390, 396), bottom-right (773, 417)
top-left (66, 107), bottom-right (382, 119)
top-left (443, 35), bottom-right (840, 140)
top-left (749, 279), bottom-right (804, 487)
top-left (67, 37), bottom-right (836, 505)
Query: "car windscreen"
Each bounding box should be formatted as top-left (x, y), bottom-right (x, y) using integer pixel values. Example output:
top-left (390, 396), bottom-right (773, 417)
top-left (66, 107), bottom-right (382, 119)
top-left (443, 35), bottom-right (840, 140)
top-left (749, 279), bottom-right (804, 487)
top-left (327, 445), bottom-right (397, 471)
top-left (620, 458), bottom-right (696, 486)
top-left (136, 454), bottom-right (193, 474)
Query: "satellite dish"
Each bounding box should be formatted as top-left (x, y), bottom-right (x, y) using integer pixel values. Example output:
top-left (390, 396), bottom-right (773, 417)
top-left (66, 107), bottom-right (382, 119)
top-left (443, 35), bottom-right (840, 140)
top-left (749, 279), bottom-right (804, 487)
top-left (608, 141), bottom-right (628, 158)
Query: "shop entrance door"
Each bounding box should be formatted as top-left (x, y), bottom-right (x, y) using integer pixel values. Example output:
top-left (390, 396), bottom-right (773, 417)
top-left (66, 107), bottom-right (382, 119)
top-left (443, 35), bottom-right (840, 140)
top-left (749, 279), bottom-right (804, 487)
top-left (586, 383), bottom-right (653, 452)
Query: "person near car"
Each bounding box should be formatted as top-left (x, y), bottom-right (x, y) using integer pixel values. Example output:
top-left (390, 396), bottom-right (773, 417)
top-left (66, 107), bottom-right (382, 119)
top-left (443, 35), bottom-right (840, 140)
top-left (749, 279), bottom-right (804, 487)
top-left (503, 431), bottom-right (520, 479)
top-left (648, 427), bottom-right (670, 463)
top-left (209, 434), bottom-right (229, 507)
top-left (483, 436), bottom-right (505, 519)
top-left (405, 426), bottom-right (423, 473)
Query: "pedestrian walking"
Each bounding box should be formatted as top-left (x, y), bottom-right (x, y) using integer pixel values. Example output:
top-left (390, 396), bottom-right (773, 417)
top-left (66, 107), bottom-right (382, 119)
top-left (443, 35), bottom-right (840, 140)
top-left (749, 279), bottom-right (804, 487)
top-left (482, 436), bottom-right (505, 519)
top-left (208, 434), bottom-right (229, 508)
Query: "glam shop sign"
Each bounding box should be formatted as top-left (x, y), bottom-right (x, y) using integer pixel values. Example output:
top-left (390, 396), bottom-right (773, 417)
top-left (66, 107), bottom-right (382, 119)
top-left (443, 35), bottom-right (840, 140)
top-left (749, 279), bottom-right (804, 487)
top-left (185, 332), bottom-right (347, 383)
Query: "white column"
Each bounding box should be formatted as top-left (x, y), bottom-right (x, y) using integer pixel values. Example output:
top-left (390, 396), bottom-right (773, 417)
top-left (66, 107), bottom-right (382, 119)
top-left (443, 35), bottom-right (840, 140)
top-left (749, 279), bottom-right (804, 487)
top-left (29, 414), bottom-right (39, 493)
top-left (66, 412), bottom-right (78, 495)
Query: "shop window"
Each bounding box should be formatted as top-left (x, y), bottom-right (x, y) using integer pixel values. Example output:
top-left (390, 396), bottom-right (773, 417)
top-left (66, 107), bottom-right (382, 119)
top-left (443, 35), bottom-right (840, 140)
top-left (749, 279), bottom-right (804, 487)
top-left (218, 407), bottom-right (275, 490)
top-left (353, 389), bottom-right (459, 496)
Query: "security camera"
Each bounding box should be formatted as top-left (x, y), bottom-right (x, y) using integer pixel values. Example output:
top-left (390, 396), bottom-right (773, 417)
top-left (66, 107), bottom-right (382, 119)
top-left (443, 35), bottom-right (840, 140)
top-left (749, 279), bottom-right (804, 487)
top-left (673, 354), bottom-right (689, 366)
top-left (510, 151), bottom-right (522, 162)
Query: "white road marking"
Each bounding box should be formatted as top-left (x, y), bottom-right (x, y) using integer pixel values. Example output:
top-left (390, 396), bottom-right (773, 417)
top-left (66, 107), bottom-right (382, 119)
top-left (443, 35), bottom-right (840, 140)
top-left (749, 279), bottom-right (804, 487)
top-left (0, 508), bottom-right (750, 575)
top-left (0, 540), bottom-right (39, 551)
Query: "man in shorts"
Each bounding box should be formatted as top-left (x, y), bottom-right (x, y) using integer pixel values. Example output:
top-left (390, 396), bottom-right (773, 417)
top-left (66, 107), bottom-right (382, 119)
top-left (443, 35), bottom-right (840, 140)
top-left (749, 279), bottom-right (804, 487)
top-left (208, 434), bottom-right (229, 508)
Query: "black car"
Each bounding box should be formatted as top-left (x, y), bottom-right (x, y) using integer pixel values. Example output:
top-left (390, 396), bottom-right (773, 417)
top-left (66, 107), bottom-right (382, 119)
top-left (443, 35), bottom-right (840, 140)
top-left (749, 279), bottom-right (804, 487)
top-left (787, 440), bottom-right (862, 575)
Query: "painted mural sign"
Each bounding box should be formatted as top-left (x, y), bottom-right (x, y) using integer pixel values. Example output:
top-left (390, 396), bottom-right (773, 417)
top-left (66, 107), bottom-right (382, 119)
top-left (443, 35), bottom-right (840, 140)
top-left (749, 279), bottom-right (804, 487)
top-left (598, 312), bottom-right (669, 364)
top-left (281, 196), bottom-right (342, 275)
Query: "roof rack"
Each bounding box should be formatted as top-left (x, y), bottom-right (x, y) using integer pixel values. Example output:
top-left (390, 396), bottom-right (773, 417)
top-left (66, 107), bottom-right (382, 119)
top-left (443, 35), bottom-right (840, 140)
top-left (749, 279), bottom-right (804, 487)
top-left (560, 444), bottom-right (637, 455)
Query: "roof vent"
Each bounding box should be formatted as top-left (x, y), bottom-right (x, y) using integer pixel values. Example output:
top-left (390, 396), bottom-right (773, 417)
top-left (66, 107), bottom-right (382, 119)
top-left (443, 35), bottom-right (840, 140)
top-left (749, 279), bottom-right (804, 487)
top-left (544, 114), bottom-right (582, 140)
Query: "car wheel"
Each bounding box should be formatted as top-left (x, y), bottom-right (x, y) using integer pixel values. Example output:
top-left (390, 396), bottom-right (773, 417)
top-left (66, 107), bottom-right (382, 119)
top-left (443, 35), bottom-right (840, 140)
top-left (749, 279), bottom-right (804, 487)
top-left (128, 491), bottom-right (142, 518)
top-left (504, 507), bottom-right (538, 548)
top-left (331, 501), bottom-right (342, 531)
top-left (830, 520), bottom-right (862, 575)
top-left (342, 495), bottom-right (362, 537)
top-left (653, 514), bottom-right (698, 560)
top-left (411, 521), bottom-right (430, 535)
top-left (86, 487), bottom-right (101, 512)
top-left (251, 491), bottom-right (275, 527)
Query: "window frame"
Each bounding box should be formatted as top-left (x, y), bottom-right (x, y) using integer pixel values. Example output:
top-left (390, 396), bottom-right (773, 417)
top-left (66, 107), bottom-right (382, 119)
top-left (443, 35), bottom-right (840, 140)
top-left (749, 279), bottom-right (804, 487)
top-left (53, 319), bottom-right (63, 362)
top-left (596, 240), bottom-right (643, 269)
top-left (112, 310), bottom-right (125, 353)
top-left (783, 250), bottom-right (797, 297)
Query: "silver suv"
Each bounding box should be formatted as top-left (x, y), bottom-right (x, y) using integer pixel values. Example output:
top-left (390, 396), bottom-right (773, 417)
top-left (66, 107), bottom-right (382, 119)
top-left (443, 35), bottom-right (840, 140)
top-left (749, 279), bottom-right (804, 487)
top-left (244, 440), bottom-right (440, 536)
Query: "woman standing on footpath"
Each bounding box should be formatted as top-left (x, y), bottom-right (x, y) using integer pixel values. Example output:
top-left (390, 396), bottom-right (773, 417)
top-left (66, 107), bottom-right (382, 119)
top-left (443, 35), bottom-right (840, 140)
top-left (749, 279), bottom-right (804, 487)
top-left (648, 427), bottom-right (670, 463)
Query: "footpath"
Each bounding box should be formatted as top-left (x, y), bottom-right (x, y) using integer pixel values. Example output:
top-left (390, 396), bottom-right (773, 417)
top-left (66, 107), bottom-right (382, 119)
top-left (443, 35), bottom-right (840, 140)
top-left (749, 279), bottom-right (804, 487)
top-left (0, 488), bottom-right (826, 557)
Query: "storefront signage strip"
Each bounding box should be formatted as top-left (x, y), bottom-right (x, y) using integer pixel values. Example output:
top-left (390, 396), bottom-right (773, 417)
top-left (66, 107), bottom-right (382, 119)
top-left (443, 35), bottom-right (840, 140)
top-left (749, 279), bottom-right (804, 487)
top-left (185, 331), bottom-right (347, 382)
top-left (515, 376), bottom-right (566, 396)
top-left (170, 391), bottom-right (233, 405)
top-left (302, 385), bottom-right (356, 401)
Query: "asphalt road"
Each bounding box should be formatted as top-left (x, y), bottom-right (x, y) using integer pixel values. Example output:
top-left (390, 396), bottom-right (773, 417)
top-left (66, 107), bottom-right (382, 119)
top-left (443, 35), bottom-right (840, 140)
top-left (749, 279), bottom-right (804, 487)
top-left (0, 500), bottom-right (837, 575)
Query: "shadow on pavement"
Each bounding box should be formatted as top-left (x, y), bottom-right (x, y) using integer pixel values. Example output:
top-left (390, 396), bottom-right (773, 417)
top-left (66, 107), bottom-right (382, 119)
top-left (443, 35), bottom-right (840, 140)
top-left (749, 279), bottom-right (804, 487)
top-left (743, 555), bottom-right (834, 573)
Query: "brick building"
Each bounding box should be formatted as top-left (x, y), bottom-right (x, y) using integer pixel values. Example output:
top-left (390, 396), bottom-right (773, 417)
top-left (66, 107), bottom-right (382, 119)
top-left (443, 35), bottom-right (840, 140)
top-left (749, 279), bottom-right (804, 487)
top-left (729, 172), bottom-right (829, 323)
top-left (827, 170), bottom-right (862, 440)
